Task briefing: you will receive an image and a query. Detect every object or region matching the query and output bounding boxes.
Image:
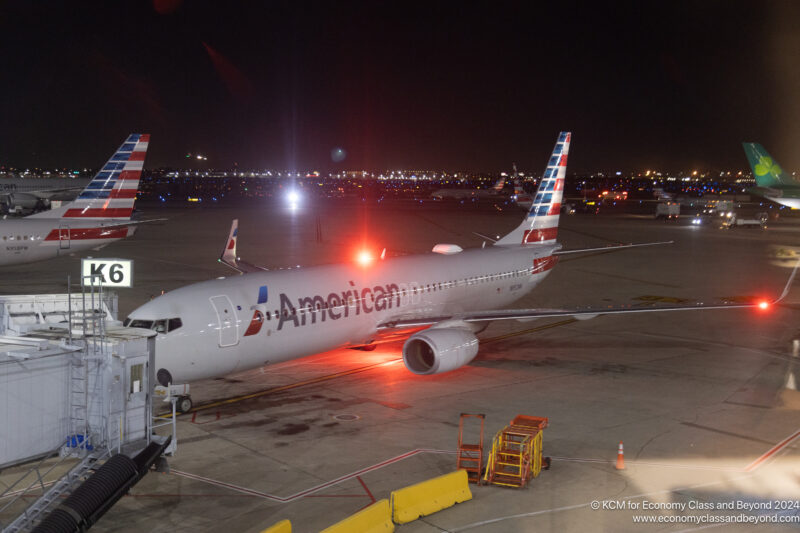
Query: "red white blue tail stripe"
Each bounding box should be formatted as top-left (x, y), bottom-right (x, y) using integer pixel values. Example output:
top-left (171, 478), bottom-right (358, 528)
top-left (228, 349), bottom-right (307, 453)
top-left (495, 132), bottom-right (570, 246)
top-left (65, 134), bottom-right (148, 219)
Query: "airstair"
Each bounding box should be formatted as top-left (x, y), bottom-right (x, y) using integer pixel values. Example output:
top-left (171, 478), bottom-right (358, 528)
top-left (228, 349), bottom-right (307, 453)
top-left (456, 413), bottom-right (485, 483)
top-left (484, 415), bottom-right (548, 488)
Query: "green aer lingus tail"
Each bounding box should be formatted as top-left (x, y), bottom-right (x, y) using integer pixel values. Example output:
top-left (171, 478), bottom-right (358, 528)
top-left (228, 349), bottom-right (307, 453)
top-left (743, 142), bottom-right (800, 209)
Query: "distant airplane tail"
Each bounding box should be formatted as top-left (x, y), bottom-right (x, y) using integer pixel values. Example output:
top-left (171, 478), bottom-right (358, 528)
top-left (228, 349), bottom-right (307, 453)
top-left (495, 131), bottom-right (570, 246)
top-left (30, 134), bottom-right (149, 220)
top-left (492, 177), bottom-right (507, 191)
top-left (653, 187), bottom-right (673, 200)
top-left (743, 142), bottom-right (795, 188)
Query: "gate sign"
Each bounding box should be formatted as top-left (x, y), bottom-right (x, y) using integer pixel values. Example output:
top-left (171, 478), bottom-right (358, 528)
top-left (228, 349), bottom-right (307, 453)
top-left (81, 258), bottom-right (133, 288)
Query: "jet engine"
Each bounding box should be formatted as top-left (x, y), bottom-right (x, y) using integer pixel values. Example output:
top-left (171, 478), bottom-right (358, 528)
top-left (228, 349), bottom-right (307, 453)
top-left (402, 327), bottom-right (479, 375)
top-left (2, 193), bottom-right (47, 214)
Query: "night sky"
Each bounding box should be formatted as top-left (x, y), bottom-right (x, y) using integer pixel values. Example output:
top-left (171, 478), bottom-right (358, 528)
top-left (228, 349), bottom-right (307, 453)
top-left (1, 1), bottom-right (799, 173)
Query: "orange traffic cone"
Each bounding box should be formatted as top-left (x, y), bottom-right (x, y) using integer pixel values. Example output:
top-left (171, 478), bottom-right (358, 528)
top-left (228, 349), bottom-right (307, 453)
top-left (615, 441), bottom-right (625, 470)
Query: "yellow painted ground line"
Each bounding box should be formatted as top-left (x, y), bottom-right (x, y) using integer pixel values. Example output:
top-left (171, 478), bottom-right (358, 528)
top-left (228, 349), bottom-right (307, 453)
top-left (163, 359), bottom-right (402, 418)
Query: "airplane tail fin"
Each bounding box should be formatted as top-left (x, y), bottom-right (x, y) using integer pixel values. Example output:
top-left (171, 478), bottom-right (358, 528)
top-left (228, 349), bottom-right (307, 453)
top-left (743, 142), bottom-right (795, 188)
top-left (492, 177), bottom-right (507, 191)
top-left (495, 131), bottom-right (570, 246)
top-left (29, 134), bottom-right (149, 220)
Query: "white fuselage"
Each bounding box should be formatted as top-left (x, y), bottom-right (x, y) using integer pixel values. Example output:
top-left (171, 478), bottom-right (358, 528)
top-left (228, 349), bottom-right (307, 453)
top-left (127, 243), bottom-right (559, 383)
top-left (0, 218), bottom-right (134, 266)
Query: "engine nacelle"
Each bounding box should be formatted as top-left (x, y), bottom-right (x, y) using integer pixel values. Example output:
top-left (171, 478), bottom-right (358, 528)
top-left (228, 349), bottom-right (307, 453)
top-left (3, 193), bottom-right (46, 214)
top-left (402, 327), bottom-right (479, 375)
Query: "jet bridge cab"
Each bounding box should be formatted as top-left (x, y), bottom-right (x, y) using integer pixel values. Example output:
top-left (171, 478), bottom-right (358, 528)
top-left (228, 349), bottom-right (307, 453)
top-left (123, 315), bottom-right (192, 411)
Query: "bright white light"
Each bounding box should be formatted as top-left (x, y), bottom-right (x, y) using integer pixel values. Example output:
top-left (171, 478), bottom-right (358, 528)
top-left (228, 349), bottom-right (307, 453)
top-left (356, 250), bottom-right (373, 266)
top-left (287, 190), bottom-right (300, 210)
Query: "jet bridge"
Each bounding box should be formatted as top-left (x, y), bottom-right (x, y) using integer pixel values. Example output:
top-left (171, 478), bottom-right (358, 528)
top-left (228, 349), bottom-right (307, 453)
top-left (0, 291), bottom-right (176, 532)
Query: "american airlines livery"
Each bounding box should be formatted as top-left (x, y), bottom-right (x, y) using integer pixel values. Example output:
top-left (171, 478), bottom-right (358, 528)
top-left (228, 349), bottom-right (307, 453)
top-left (126, 132), bottom-right (793, 411)
top-left (0, 134), bottom-right (150, 266)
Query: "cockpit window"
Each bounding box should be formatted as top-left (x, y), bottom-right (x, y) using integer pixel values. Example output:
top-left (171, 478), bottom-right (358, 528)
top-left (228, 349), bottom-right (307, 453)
top-left (124, 317), bottom-right (182, 333)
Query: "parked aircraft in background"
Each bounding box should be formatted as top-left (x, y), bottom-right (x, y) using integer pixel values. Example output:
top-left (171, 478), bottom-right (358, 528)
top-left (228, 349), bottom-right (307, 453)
top-left (430, 176), bottom-right (507, 201)
top-left (0, 134), bottom-right (150, 266)
top-left (126, 132), bottom-right (790, 413)
top-left (743, 142), bottom-right (800, 209)
top-left (0, 176), bottom-right (92, 215)
top-left (512, 179), bottom-right (533, 210)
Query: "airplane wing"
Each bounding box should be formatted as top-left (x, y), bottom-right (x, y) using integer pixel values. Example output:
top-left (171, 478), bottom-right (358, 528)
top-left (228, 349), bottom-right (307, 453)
top-left (377, 259), bottom-right (799, 330)
top-left (554, 240), bottom-right (673, 255)
top-left (471, 232), bottom-right (673, 255)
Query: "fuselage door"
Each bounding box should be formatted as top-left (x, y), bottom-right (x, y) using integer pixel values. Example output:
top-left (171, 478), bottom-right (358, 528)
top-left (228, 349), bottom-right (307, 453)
top-left (58, 224), bottom-right (70, 250)
top-left (209, 295), bottom-right (239, 347)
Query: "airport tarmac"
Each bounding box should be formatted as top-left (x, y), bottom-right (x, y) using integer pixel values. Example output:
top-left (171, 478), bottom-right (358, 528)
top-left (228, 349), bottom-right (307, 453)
top-left (2, 200), bottom-right (800, 532)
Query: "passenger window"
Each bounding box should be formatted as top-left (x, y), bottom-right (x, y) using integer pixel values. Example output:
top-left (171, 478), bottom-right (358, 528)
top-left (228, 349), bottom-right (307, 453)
top-left (168, 318), bottom-right (182, 331)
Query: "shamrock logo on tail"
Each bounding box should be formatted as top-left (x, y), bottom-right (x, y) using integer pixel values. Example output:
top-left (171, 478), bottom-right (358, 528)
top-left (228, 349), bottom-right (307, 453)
top-left (755, 156), bottom-right (782, 179)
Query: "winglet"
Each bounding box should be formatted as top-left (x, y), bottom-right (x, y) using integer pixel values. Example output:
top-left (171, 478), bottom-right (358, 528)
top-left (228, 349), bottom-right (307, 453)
top-left (220, 218), bottom-right (239, 268)
top-left (774, 258), bottom-right (800, 304)
top-left (218, 219), bottom-right (267, 274)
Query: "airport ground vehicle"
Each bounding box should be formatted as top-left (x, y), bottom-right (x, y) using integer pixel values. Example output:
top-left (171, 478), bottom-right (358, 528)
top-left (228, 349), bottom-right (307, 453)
top-left (721, 212), bottom-right (768, 229)
top-left (655, 202), bottom-right (680, 220)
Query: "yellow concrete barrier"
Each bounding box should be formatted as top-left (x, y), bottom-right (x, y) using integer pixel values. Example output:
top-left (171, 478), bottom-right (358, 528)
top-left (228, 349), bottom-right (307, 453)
top-left (320, 499), bottom-right (394, 533)
top-left (390, 470), bottom-right (473, 524)
top-left (260, 519), bottom-right (291, 533)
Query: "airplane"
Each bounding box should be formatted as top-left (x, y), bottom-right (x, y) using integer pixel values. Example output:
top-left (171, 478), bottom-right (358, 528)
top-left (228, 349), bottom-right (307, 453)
top-left (125, 132), bottom-right (792, 413)
top-left (430, 176), bottom-right (507, 201)
top-left (512, 179), bottom-right (534, 210)
top-left (743, 142), bottom-right (800, 209)
top-left (0, 176), bottom-right (92, 215)
top-left (0, 134), bottom-right (150, 266)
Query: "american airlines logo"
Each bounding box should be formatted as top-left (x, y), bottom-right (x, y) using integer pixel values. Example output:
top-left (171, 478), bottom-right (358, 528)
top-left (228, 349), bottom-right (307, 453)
top-left (244, 281), bottom-right (411, 336)
top-left (277, 281), bottom-right (403, 331)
